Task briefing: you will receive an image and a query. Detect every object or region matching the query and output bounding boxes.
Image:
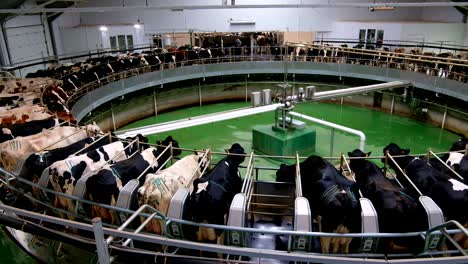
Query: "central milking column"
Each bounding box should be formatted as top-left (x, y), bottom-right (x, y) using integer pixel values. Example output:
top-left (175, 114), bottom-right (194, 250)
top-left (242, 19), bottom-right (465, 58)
top-left (252, 85), bottom-right (316, 157)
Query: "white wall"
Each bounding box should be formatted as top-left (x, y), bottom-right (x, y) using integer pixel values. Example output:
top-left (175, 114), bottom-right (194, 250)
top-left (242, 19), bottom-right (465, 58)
top-left (59, 25), bottom-right (147, 56)
top-left (465, 23), bottom-right (468, 46)
top-left (327, 21), bottom-right (466, 48)
top-left (48, 1), bottom-right (467, 57)
top-left (52, 13), bottom-right (81, 56)
top-left (78, 7), bottom-right (427, 33)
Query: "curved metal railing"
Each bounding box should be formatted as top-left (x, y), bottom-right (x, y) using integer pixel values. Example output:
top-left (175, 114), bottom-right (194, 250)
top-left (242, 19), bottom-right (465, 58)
top-left (61, 44), bottom-right (468, 109)
top-left (0, 146), bottom-right (467, 262)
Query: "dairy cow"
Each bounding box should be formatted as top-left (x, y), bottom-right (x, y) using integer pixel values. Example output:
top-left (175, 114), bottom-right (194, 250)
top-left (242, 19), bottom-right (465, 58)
top-left (48, 139), bottom-right (140, 219)
top-left (276, 155), bottom-right (361, 254)
top-left (188, 143), bottom-right (245, 244)
top-left (138, 150), bottom-right (210, 234)
top-left (0, 92), bottom-right (40, 110)
top-left (0, 124), bottom-right (102, 172)
top-left (18, 135), bottom-right (116, 193)
top-left (0, 118), bottom-right (62, 143)
top-left (0, 105), bottom-right (52, 125)
top-left (383, 143), bottom-right (468, 238)
top-left (86, 136), bottom-right (181, 224)
top-left (348, 149), bottom-right (426, 252)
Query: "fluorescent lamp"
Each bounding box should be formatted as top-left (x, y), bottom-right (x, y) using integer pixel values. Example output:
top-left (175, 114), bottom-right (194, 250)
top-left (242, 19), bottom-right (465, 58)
top-left (99, 26), bottom-right (108, 31)
top-left (229, 19), bottom-right (255, 25)
top-left (369, 6), bottom-right (396, 11)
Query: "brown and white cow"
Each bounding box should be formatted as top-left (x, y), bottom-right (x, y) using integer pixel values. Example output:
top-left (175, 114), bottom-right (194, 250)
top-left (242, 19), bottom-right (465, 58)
top-left (0, 124), bottom-right (102, 172)
top-left (0, 77), bottom-right (61, 94)
top-left (48, 140), bottom-right (139, 219)
top-left (137, 151), bottom-right (211, 234)
top-left (0, 105), bottom-right (52, 125)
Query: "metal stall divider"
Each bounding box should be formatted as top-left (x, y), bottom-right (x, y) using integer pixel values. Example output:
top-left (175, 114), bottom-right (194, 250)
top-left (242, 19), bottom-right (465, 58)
top-left (341, 154), bottom-right (380, 253)
top-left (291, 152), bottom-right (313, 252)
top-left (226, 152), bottom-right (254, 247)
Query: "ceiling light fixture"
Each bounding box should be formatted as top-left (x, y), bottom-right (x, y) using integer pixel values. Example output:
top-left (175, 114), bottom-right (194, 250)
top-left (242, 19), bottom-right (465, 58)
top-left (369, 4), bottom-right (396, 11)
top-left (134, 19), bottom-right (142, 29)
top-left (99, 25), bottom-right (108, 31)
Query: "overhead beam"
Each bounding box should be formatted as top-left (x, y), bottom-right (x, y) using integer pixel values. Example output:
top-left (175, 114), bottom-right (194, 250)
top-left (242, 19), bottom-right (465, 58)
top-left (1, 2), bottom-right (468, 14)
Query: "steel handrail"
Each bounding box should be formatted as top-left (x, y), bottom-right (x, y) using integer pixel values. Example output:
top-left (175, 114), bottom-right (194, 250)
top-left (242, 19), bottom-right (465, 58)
top-left (422, 220), bottom-right (468, 256)
top-left (295, 152), bottom-right (302, 198)
top-left (340, 153), bottom-right (364, 198)
top-left (428, 150), bottom-right (465, 181)
top-left (386, 153), bottom-right (424, 196)
top-left (64, 48), bottom-right (468, 109)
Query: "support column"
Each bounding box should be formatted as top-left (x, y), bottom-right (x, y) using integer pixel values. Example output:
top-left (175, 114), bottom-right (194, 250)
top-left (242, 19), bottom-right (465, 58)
top-left (198, 80), bottom-right (202, 106)
top-left (92, 218), bottom-right (110, 264)
top-left (153, 91), bottom-right (158, 117)
top-left (441, 106), bottom-right (448, 129)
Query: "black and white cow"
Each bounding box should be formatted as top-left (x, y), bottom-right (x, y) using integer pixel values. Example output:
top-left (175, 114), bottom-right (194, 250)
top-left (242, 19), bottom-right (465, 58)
top-left (18, 135), bottom-right (116, 195)
top-left (348, 149), bottom-right (426, 252)
top-left (0, 118), bottom-right (62, 143)
top-left (428, 138), bottom-right (468, 182)
top-left (86, 136), bottom-right (181, 224)
top-left (276, 155), bottom-right (361, 254)
top-left (383, 143), bottom-right (468, 229)
top-left (188, 143), bottom-right (245, 243)
top-left (48, 138), bottom-right (142, 219)
top-left (450, 138), bottom-right (468, 152)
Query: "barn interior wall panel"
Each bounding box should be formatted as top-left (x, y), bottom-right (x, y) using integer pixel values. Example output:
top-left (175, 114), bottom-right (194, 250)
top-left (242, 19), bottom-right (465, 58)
top-left (5, 16), bottom-right (49, 64)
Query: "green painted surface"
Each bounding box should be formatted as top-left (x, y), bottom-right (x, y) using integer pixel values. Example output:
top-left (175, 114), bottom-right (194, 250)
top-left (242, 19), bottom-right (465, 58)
top-left (252, 125), bottom-right (316, 157)
top-left (121, 101), bottom-right (460, 181)
top-left (0, 228), bottom-right (37, 264)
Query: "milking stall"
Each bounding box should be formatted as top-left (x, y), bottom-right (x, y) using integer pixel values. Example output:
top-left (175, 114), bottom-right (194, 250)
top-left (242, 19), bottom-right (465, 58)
top-left (0, 1), bottom-right (468, 264)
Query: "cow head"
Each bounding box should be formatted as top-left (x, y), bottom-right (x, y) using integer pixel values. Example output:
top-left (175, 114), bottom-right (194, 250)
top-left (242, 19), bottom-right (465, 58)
top-left (450, 138), bottom-right (468, 152)
top-left (226, 143), bottom-right (245, 166)
top-left (84, 122), bottom-right (103, 135)
top-left (157, 136), bottom-right (182, 157)
top-left (382, 143), bottom-right (410, 163)
top-left (276, 163), bottom-right (295, 183)
top-left (347, 149), bottom-right (372, 174)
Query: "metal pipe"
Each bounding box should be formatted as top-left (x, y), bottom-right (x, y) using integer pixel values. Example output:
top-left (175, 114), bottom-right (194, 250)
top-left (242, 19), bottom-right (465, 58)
top-left (341, 154), bottom-right (363, 198)
top-left (428, 150), bottom-right (464, 181)
top-left (312, 81), bottom-right (410, 101)
top-left (386, 154), bottom-right (423, 196)
top-left (117, 104), bottom-right (282, 138)
top-left (72, 133), bottom-right (109, 156)
top-left (92, 217), bottom-right (111, 264)
top-left (289, 111), bottom-right (366, 151)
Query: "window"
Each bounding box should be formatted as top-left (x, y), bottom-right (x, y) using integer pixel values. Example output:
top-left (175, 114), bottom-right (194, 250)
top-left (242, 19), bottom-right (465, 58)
top-left (358, 29), bottom-right (384, 49)
top-left (376, 30), bottom-right (384, 48)
top-left (117, 35), bottom-right (126, 50)
top-left (126, 35), bottom-right (134, 48)
top-left (110, 34), bottom-right (134, 51)
top-left (110, 36), bottom-right (117, 50)
top-left (359, 29), bottom-right (366, 46)
top-left (152, 35), bottom-right (162, 47)
top-left (366, 29), bottom-right (376, 49)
